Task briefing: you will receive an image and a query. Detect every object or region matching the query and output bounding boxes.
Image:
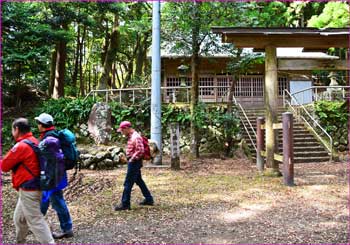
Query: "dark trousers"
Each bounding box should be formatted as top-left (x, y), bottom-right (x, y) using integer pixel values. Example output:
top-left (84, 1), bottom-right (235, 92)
top-left (121, 160), bottom-right (153, 208)
top-left (41, 190), bottom-right (73, 232)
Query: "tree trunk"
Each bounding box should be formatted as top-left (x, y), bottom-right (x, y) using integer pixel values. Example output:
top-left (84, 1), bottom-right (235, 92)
top-left (88, 63), bottom-right (91, 92)
top-left (227, 49), bottom-right (242, 113)
top-left (52, 38), bottom-right (67, 99)
top-left (98, 14), bottom-right (119, 91)
top-left (111, 62), bottom-right (117, 89)
top-left (101, 19), bottom-right (109, 67)
top-left (135, 32), bottom-right (150, 80)
top-left (49, 49), bottom-right (57, 97)
top-left (72, 24), bottom-right (80, 90)
top-left (79, 25), bottom-right (86, 96)
top-left (15, 64), bottom-right (22, 110)
top-left (224, 74), bottom-right (239, 157)
top-left (190, 53), bottom-right (200, 158)
top-left (225, 50), bottom-right (242, 157)
top-left (190, 2), bottom-right (201, 158)
top-left (124, 57), bottom-right (134, 85)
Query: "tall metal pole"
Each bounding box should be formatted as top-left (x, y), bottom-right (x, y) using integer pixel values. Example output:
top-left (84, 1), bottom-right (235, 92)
top-left (151, 0), bottom-right (162, 165)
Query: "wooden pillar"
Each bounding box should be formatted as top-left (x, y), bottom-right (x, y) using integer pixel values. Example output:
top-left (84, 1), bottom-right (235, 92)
top-left (347, 49), bottom-right (350, 156)
top-left (256, 117), bottom-right (265, 172)
top-left (170, 123), bottom-right (181, 170)
top-left (282, 112), bottom-right (294, 186)
top-left (264, 46), bottom-right (280, 175)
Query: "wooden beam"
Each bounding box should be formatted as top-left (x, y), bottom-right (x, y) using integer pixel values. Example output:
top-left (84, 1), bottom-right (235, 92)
top-left (278, 59), bottom-right (350, 70)
top-left (224, 35), bottom-right (349, 49)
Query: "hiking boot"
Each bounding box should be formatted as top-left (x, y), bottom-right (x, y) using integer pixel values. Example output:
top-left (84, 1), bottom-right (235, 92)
top-left (139, 199), bottom-right (154, 206)
top-left (52, 230), bottom-right (73, 239)
top-left (114, 204), bottom-right (131, 211)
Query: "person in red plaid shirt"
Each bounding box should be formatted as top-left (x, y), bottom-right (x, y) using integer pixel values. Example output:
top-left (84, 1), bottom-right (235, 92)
top-left (114, 121), bottom-right (154, 211)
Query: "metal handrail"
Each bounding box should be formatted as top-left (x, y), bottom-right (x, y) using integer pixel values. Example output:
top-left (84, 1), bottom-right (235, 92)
top-left (292, 85), bottom-right (350, 96)
top-left (231, 95), bottom-right (257, 152)
top-left (283, 89), bottom-right (333, 160)
top-left (290, 86), bottom-right (350, 104)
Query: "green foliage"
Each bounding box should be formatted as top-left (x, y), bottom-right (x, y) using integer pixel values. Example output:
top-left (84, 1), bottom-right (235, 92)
top-left (2, 94), bottom-right (241, 154)
top-left (227, 52), bottom-right (265, 75)
top-left (314, 100), bottom-right (348, 134)
top-left (35, 97), bottom-right (96, 129)
top-left (1, 119), bottom-right (15, 154)
top-left (109, 98), bottom-right (151, 132)
top-left (109, 100), bottom-right (241, 152)
top-left (242, 2), bottom-right (288, 27)
top-left (190, 102), bottom-right (241, 151)
top-left (162, 2), bottom-right (238, 56)
top-left (2, 2), bottom-right (54, 96)
top-left (285, 2), bottom-right (325, 27)
top-left (308, 2), bottom-right (350, 28)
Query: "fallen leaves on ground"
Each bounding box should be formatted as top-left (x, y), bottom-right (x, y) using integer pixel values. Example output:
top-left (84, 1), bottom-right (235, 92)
top-left (1, 156), bottom-right (349, 244)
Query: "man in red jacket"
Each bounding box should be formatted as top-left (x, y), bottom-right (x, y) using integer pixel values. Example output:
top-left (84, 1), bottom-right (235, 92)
top-left (0, 118), bottom-right (54, 244)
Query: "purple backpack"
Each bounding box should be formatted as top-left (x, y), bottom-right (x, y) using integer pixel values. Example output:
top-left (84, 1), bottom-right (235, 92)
top-left (22, 136), bottom-right (65, 190)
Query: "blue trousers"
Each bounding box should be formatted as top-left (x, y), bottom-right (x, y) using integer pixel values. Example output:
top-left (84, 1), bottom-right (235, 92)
top-left (41, 190), bottom-right (73, 232)
top-left (122, 161), bottom-right (153, 208)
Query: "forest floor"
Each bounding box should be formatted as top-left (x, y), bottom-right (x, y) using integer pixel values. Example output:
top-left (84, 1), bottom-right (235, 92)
top-left (1, 156), bottom-right (349, 244)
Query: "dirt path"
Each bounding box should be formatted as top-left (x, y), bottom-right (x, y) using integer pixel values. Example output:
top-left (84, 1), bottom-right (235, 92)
top-left (1, 157), bottom-right (349, 244)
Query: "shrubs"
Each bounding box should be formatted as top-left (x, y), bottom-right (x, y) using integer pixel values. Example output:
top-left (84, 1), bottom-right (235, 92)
top-left (314, 100), bottom-right (348, 151)
top-left (2, 97), bottom-right (242, 155)
top-left (37, 98), bottom-right (242, 154)
top-left (35, 97), bottom-right (96, 129)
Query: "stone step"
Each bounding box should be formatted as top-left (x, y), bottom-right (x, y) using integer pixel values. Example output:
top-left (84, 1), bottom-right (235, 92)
top-left (250, 156), bottom-right (330, 163)
top-left (293, 146), bottom-right (327, 151)
top-left (238, 108), bottom-right (330, 163)
top-left (293, 151), bottom-right (329, 157)
top-left (241, 121), bottom-right (306, 128)
top-left (288, 141), bottom-right (326, 147)
top-left (242, 135), bottom-right (320, 143)
top-left (243, 128), bottom-right (308, 132)
top-left (241, 126), bottom-right (310, 132)
top-left (243, 116), bottom-right (296, 120)
top-left (242, 131), bottom-right (316, 138)
top-left (294, 156), bottom-right (330, 163)
top-left (293, 135), bottom-right (320, 141)
top-left (247, 146), bottom-right (328, 156)
top-left (245, 144), bottom-right (325, 151)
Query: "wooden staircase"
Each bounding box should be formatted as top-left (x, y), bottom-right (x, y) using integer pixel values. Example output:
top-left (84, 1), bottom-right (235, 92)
top-left (239, 108), bottom-right (330, 163)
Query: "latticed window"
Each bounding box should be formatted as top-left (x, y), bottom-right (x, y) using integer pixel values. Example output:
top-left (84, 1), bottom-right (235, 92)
top-left (235, 77), bottom-right (252, 97)
top-left (252, 76), bottom-right (264, 96)
top-left (165, 75), bottom-right (288, 101)
top-left (166, 76), bottom-right (180, 96)
top-left (217, 76), bottom-right (232, 97)
top-left (278, 77), bottom-right (289, 96)
top-left (199, 77), bottom-right (214, 96)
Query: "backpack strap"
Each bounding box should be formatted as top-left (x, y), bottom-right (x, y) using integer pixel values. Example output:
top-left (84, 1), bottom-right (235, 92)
top-left (21, 139), bottom-right (40, 178)
top-left (43, 130), bottom-right (59, 140)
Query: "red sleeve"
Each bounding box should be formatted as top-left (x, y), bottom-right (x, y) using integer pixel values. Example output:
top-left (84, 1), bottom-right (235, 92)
top-left (1, 143), bottom-right (29, 172)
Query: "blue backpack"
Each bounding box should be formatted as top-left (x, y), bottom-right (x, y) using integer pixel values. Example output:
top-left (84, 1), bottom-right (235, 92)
top-left (45, 129), bottom-right (80, 170)
top-left (57, 129), bottom-right (80, 170)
